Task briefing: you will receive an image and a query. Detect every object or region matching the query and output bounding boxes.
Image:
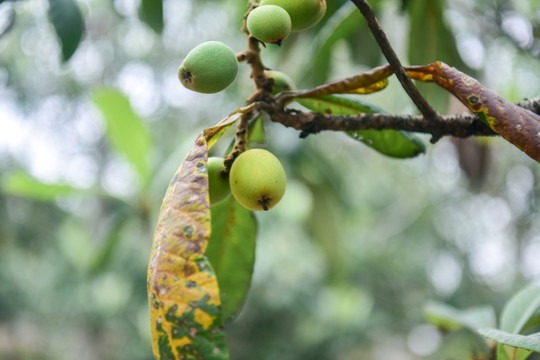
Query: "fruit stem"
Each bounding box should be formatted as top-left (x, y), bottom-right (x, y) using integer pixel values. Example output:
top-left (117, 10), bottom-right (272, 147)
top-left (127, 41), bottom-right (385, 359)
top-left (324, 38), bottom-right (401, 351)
top-left (222, 2), bottom-right (278, 175)
top-left (222, 111), bottom-right (253, 175)
top-left (240, 3), bottom-right (275, 101)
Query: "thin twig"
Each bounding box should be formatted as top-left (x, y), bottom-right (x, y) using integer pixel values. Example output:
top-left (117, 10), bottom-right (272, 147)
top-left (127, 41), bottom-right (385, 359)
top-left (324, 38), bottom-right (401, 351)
top-left (350, 0), bottom-right (442, 127)
top-left (240, 3), bottom-right (274, 101)
top-left (223, 111), bottom-right (254, 174)
top-left (245, 36), bottom-right (274, 102)
top-left (223, 3), bottom-right (274, 172)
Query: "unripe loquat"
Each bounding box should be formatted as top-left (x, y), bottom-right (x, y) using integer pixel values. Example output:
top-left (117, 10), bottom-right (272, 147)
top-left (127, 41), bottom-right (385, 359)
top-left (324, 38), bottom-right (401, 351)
top-left (264, 70), bottom-right (296, 94)
top-left (260, 0), bottom-right (326, 31)
top-left (207, 157), bottom-right (230, 205)
top-left (178, 41), bottom-right (238, 94)
top-left (229, 149), bottom-right (286, 211)
top-left (247, 5), bottom-right (292, 45)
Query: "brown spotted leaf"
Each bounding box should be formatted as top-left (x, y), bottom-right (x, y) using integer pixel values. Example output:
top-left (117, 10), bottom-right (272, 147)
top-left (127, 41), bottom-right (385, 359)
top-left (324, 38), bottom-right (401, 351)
top-left (147, 113), bottom-right (240, 360)
top-left (406, 62), bottom-right (540, 162)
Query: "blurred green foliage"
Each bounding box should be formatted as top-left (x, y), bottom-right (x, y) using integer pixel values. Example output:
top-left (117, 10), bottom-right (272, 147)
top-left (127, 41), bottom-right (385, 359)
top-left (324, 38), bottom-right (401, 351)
top-left (0, 0), bottom-right (539, 359)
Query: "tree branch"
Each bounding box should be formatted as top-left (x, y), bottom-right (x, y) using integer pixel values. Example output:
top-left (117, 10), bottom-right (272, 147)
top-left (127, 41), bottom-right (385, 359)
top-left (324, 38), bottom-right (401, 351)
top-left (223, 110), bottom-right (253, 174)
top-left (350, 0), bottom-right (442, 127)
top-left (236, 1), bottom-right (540, 149)
top-left (238, 3), bottom-right (275, 103)
top-left (259, 96), bottom-right (540, 140)
top-left (518, 97), bottom-right (540, 115)
top-left (260, 104), bottom-right (492, 138)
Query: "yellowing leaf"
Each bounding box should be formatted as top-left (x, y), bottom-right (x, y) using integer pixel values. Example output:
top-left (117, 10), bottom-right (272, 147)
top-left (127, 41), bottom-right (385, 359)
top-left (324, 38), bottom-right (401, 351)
top-left (406, 62), bottom-right (540, 162)
top-left (147, 113), bottom-right (239, 360)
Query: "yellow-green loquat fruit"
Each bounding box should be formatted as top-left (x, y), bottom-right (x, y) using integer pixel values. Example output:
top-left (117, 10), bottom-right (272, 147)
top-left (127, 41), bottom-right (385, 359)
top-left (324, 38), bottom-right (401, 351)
top-left (229, 149), bottom-right (286, 211)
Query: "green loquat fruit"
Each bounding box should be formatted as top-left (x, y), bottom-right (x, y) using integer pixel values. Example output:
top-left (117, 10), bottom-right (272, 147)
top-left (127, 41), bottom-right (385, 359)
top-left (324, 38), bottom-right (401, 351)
top-left (207, 157), bottom-right (230, 205)
top-left (229, 149), bottom-right (287, 211)
top-left (264, 70), bottom-right (296, 94)
top-left (247, 5), bottom-right (292, 45)
top-left (178, 41), bottom-right (238, 94)
top-left (260, 0), bottom-right (326, 31)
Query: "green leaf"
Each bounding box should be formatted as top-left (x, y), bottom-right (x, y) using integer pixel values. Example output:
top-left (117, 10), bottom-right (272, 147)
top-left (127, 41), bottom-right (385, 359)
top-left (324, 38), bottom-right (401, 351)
top-left (138, 0), bottom-right (163, 33)
top-left (424, 301), bottom-right (496, 332)
top-left (47, 0), bottom-right (85, 61)
top-left (2, 171), bottom-right (83, 200)
top-left (298, 93), bottom-right (384, 114)
top-left (500, 284), bottom-right (540, 334)
top-left (248, 117), bottom-right (265, 145)
top-left (479, 328), bottom-right (540, 352)
top-left (496, 344), bottom-right (532, 360)
top-left (426, 328), bottom-right (490, 360)
top-left (206, 196), bottom-right (257, 321)
top-left (296, 95), bottom-right (425, 158)
top-left (147, 113), bottom-right (240, 359)
top-left (407, 0), bottom-right (463, 66)
top-left (92, 88), bottom-right (153, 186)
top-left (495, 284), bottom-right (540, 360)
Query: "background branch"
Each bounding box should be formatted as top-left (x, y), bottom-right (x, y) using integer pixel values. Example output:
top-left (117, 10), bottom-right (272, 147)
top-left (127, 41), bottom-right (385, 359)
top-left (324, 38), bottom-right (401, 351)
top-left (350, 0), bottom-right (442, 126)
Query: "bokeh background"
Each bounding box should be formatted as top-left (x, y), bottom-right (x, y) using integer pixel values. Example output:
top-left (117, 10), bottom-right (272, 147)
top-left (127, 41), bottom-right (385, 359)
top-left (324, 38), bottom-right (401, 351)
top-left (1, 0), bottom-right (539, 359)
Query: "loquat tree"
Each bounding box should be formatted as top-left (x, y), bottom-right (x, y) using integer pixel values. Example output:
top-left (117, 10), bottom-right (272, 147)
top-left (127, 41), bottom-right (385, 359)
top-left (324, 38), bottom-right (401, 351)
top-left (1, 0), bottom-right (540, 359)
top-left (147, 1), bottom-right (540, 359)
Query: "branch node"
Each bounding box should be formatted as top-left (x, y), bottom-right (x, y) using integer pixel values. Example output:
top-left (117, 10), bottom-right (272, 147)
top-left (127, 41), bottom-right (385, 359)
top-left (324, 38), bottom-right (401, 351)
top-left (223, 111), bottom-right (253, 174)
top-left (300, 122), bottom-right (320, 138)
